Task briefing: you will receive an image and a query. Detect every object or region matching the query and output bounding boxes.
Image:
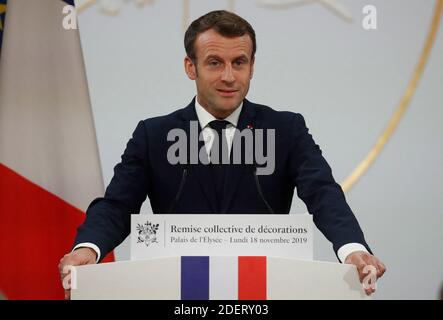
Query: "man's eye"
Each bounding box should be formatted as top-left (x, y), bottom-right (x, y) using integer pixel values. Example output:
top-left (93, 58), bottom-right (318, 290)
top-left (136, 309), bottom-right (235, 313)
top-left (234, 60), bottom-right (246, 66)
top-left (209, 60), bottom-right (220, 66)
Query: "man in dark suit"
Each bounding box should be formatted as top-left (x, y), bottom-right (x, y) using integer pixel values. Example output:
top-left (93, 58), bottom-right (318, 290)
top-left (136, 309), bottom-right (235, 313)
top-left (60, 10), bottom-right (385, 298)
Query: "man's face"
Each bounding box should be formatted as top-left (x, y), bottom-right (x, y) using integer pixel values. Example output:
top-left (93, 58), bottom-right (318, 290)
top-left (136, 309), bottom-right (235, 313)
top-left (184, 29), bottom-right (255, 119)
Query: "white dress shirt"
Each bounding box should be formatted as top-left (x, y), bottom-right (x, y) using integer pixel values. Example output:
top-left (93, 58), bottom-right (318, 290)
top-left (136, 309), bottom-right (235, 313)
top-left (75, 98), bottom-right (368, 262)
top-left (194, 98), bottom-right (242, 158)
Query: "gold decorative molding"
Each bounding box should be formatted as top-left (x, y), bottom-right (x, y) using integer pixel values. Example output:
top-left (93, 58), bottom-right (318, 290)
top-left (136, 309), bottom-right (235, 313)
top-left (76, 0), bottom-right (352, 29)
top-left (77, 0), bottom-right (96, 14)
top-left (77, 0), bottom-right (154, 16)
top-left (341, 0), bottom-right (443, 192)
top-left (257, 0), bottom-right (353, 22)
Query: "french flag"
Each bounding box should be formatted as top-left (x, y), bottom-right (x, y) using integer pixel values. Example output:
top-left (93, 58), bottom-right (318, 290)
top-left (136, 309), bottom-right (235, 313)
top-left (181, 256), bottom-right (267, 300)
top-left (0, 0), bottom-right (114, 299)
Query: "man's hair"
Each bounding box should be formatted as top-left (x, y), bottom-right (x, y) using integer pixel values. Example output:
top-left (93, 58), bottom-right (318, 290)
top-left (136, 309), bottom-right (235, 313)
top-left (184, 10), bottom-right (256, 61)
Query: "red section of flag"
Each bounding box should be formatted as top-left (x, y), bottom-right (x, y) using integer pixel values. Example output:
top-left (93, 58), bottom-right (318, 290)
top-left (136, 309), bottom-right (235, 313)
top-left (0, 163), bottom-right (114, 300)
top-left (238, 256), bottom-right (267, 300)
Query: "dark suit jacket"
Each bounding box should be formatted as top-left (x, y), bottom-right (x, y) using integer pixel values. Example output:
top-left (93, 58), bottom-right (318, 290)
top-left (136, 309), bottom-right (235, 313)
top-left (74, 98), bottom-right (371, 260)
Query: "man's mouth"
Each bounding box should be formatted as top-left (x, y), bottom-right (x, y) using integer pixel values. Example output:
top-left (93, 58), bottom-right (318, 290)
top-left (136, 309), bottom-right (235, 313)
top-left (217, 89), bottom-right (238, 97)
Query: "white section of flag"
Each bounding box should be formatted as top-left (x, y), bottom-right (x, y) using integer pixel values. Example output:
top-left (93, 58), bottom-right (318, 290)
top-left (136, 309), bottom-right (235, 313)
top-left (0, 0), bottom-right (103, 211)
top-left (209, 256), bottom-right (238, 300)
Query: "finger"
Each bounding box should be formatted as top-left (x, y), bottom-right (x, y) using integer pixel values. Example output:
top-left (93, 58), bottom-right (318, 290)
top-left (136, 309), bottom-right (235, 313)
top-left (67, 252), bottom-right (82, 265)
top-left (364, 280), bottom-right (376, 295)
top-left (376, 261), bottom-right (386, 278)
top-left (59, 253), bottom-right (83, 278)
top-left (367, 257), bottom-right (383, 278)
top-left (59, 254), bottom-right (73, 272)
top-left (64, 289), bottom-right (70, 300)
top-left (364, 278), bottom-right (376, 296)
top-left (356, 263), bottom-right (368, 283)
top-left (62, 272), bottom-right (71, 290)
top-left (365, 287), bottom-right (376, 296)
top-left (361, 264), bottom-right (378, 294)
top-left (62, 264), bottom-right (73, 276)
top-left (58, 256), bottom-right (68, 273)
top-left (361, 255), bottom-right (382, 278)
top-left (59, 262), bottom-right (68, 282)
top-left (361, 252), bottom-right (372, 262)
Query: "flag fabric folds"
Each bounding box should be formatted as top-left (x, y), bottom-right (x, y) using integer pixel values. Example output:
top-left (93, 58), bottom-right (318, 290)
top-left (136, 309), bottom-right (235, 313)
top-left (0, 0), bottom-right (114, 300)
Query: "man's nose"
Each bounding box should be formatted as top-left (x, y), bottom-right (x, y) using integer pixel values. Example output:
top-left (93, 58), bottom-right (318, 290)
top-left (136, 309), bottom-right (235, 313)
top-left (221, 64), bottom-right (235, 83)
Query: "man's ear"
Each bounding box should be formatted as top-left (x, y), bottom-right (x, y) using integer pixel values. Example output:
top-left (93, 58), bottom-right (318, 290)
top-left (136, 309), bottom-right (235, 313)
top-left (184, 56), bottom-right (197, 80)
top-left (250, 56), bottom-right (255, 79)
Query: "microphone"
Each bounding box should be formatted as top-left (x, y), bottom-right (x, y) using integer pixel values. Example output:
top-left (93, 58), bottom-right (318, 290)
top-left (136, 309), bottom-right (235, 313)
top-left (167, 164), bottom-right (189, 214)
top-left (247, 123), bottom-right (274, 214)
top-left (252, 165), bottom-right (275, 214)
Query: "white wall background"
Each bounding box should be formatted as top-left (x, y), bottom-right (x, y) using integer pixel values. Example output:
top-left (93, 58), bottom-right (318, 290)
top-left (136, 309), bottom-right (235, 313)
top-left (76, 0), bottom-right (443, 299)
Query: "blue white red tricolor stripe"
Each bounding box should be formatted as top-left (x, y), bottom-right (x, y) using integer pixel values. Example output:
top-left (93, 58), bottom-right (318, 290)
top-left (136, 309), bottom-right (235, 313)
top-left (181, 256), bottom-right (267, 300)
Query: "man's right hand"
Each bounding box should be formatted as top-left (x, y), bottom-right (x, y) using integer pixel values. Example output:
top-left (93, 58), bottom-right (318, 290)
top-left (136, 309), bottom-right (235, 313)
top-left (58, 247), bottom-right (97, 300)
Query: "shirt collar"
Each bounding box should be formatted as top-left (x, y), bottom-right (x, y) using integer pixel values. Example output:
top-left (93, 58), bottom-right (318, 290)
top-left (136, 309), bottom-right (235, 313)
top-left (194, 97), bottom-right (242, 129)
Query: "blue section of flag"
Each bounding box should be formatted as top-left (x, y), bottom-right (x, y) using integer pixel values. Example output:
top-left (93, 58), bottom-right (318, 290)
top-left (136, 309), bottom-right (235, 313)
top-left (63, 0), bottom-right (75, 6)
top-left (181, 256), bottom-right (209, 300)
top-left (0, 0), bottom-right (7, 57)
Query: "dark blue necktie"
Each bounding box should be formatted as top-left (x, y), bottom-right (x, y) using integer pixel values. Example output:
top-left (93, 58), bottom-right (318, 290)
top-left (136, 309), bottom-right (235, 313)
top-left (208, 120), bottom-right (230, 210)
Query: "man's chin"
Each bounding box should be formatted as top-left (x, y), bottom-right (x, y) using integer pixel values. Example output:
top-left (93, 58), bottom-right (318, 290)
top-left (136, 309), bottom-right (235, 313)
top-left (215, 104), bottom-right (241, 117)
top-left (219, 99), bottom-right (242, 109)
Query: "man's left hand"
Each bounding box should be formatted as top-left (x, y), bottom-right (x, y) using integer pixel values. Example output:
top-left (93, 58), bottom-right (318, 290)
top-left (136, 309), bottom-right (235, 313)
top-left (344, 251), bottom-right (386, 296)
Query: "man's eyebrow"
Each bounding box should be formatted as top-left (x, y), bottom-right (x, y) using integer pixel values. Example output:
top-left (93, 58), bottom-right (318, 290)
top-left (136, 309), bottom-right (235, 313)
top-left (233, 54), bottom-right (249, 61)
top-left (204, 54), bottom-right (222, 61)
top-left (204, 54), bottom-right (249, 61)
